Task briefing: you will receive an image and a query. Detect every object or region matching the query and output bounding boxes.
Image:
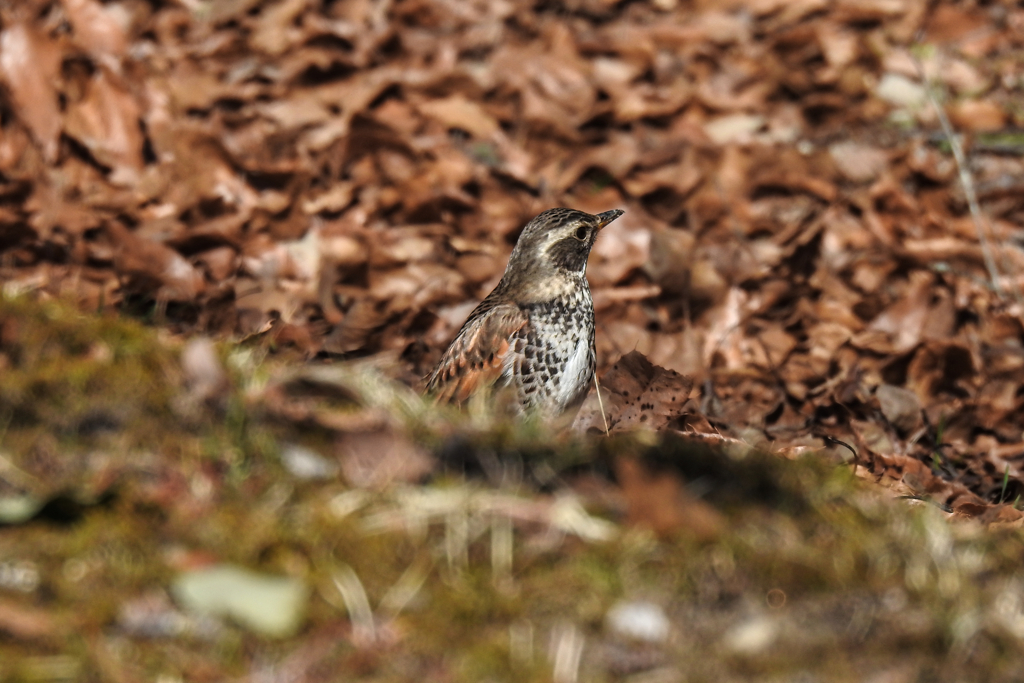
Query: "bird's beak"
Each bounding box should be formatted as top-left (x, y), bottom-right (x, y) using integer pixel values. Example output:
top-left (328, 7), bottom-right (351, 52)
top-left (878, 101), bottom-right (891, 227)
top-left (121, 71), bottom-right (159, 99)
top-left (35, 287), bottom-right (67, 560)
top-left (595, 209), bottom-right (624, 230)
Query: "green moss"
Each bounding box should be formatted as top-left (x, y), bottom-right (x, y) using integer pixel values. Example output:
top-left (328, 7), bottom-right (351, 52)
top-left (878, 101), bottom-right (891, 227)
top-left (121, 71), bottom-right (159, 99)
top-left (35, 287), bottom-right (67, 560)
top-left (0, 295), bottom-right (177, 442)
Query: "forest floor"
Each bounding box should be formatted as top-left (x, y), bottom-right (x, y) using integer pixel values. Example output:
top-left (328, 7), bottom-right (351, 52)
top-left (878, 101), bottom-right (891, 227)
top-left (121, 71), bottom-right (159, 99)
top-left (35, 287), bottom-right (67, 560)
top-left (2, 0), bottom-right (1024, 681)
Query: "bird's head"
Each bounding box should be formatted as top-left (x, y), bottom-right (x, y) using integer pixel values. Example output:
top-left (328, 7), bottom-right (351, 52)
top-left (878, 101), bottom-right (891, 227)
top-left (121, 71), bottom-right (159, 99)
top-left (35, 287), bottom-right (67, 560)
top-left (505, 208), bottom-right (624, 281)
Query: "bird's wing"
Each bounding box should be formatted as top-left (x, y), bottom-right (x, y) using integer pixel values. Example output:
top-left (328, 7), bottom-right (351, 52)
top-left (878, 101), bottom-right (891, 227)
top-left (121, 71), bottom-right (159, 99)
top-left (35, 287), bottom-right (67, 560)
top-left (425, 301), bottom-right (528, 404)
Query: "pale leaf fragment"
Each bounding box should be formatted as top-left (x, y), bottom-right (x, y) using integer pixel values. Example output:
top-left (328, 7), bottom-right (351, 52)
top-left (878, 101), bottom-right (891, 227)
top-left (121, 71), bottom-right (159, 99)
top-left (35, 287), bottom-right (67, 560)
top-left (0, 23), bottom-right (62, 161)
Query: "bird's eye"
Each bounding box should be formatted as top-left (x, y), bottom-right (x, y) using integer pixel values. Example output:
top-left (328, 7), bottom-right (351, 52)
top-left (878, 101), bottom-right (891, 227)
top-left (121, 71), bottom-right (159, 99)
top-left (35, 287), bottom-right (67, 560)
top-left (574, 226), bottom-right (589, 240)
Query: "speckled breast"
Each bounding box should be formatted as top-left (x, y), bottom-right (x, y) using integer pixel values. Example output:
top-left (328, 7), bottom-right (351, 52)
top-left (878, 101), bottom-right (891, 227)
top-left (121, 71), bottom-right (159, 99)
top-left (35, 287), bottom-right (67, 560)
top-left (509, 288), bottom-right (596, 414)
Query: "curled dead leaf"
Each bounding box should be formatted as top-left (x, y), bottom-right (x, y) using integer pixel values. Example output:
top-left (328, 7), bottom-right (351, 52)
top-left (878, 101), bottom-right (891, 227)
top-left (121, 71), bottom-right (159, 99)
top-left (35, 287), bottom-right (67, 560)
top-left (575, 351), bottom-right (695, 434)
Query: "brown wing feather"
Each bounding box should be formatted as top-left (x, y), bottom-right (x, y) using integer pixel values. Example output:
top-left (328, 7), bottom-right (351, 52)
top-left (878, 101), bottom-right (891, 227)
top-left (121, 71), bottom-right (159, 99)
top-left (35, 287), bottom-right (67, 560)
top-left (425, 301), bottom-right (527, 404)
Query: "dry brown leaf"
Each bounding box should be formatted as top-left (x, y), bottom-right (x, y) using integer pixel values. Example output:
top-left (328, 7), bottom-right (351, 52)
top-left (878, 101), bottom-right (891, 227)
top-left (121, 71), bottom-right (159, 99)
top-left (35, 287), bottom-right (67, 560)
top-left (62, 0), bottom-right (128, 66)
top-left (250, 0), bottom-right (310, 56)
top-left (948, 100), bottom-right (1006, 132)
top-left (259, 95), bottom-right (332, 130)
top-left (853, 271), bottom-right (933, 354)
top-left (109, 222), bottom-right (205, 302)
top-left (195, 246), bottom-right (239, 282)
top-left (703, 287), bottom-right (750, 368)
top-left (905, 341), bottom-right (975, 404)
top-left (875, 384), bottom-right (922, 433)
top-left (828, 142), bottom-right (888, 183)
top-left (0, 22), bottom-right (62, 162)
top-left (589, 213), bottom-right (651, 287)
top-left (323, 298), bottom-right (390, 354)
top-left (576, 351), bottom-right (695, 434)
top-left (418, 95), bottom-right (500, 139)
top-left (63, 70), bottom-right (145, 177)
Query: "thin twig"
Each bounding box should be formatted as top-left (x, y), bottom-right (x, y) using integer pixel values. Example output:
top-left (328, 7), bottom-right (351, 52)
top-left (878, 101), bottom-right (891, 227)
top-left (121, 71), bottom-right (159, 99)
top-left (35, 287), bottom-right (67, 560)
top-left (593, 372), bottom-right (610, 436)
top-left (822, 435), bottom-right (859, 475)
top-left (909, 46), bottom-right (1004, 296)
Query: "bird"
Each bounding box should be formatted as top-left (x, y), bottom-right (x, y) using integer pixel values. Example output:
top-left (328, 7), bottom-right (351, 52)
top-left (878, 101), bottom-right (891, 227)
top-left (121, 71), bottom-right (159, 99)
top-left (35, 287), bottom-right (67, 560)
top-left (425, 207), bottom-right (624, 416)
